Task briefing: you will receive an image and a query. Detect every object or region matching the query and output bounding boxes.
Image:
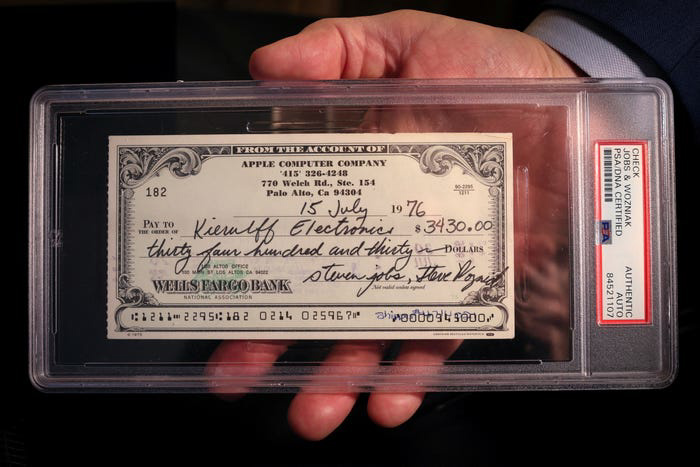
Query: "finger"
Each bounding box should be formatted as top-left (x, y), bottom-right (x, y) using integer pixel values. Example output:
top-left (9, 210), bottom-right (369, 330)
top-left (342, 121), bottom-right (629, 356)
top-left (287, 340), bottom-right (385, 441)
top-left (249, 21), bottom-right (349, 80)
top-left (205, 340), bottom-right (292, 399)
top-left (249, 10), bottom-right (438, 80)
top-left (367, 339), bottom-right (462, 428)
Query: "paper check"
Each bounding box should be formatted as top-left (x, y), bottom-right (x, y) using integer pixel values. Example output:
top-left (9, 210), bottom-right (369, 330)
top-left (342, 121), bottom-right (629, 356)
top-left (107, 133), bottom-right (514, 339)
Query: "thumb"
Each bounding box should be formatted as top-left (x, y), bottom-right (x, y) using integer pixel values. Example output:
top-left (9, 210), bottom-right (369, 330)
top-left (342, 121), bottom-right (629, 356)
top-left (248, 10), bottom-right (433, 80)
top-left (249, 19), bottom-right (347, 80)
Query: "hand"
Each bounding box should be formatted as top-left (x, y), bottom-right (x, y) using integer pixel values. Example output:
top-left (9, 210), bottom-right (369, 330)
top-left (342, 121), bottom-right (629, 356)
top-left (208, 9), bottom-right (580, 441)
top-left (249, 9), bottom-right (581, 80)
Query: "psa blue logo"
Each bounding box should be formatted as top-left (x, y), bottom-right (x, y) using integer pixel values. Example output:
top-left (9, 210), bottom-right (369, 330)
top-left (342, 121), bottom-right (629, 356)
top-left (599, 220), bottom-right (612, 245)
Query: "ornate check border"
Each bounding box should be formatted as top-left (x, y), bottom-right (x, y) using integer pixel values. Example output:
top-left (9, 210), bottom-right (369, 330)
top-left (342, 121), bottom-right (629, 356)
top-left (109, 138), bottom-right (511, 336)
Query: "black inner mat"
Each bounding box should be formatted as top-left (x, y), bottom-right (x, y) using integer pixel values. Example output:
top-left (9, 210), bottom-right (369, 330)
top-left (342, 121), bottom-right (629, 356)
top-left (54, 106), bottom-right (570, 368)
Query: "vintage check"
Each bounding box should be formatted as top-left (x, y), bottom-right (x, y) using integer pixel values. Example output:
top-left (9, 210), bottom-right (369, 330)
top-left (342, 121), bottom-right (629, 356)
top-left (107, 133), bottom-right (514, 339)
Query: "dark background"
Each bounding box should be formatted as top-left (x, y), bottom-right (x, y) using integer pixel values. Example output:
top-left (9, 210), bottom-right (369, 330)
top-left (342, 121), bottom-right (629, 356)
top-left (4, 1), bottom-right (696, 465)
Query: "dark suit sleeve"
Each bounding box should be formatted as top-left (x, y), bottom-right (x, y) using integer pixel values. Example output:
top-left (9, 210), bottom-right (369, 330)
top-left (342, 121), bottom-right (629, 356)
top-left (542, 0), bottom-right (699, 137)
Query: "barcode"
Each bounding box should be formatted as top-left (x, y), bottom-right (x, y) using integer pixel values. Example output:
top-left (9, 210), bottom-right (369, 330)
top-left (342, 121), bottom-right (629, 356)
top-left (603, 148), bottom-right (613, 203)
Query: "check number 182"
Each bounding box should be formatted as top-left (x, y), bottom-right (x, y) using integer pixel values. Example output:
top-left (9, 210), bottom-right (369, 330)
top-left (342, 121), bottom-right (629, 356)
top-left (146, 187), bottom-right (167, 197)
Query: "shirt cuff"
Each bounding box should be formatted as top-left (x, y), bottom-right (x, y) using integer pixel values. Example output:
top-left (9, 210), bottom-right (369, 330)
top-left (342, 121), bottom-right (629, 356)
top-left (525, 9), bottom-right (660, 78)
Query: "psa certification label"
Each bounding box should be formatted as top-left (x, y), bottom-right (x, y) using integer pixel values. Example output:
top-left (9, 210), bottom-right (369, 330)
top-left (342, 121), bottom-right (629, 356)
top-left (595, 141), bottom-right (651, 325)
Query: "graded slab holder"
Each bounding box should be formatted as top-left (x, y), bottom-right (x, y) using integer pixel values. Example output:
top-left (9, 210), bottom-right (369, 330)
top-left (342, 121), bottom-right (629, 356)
top-left (28, 79), bottom-right (677, 392)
